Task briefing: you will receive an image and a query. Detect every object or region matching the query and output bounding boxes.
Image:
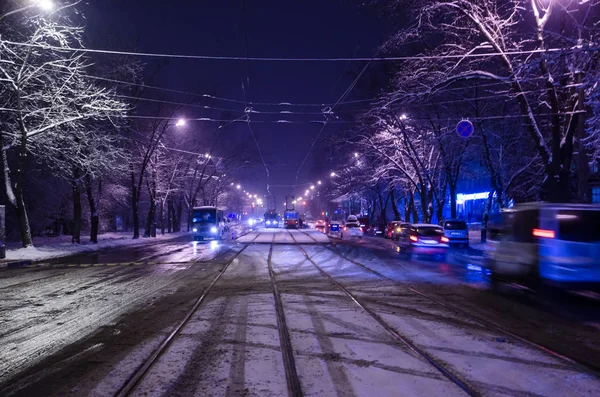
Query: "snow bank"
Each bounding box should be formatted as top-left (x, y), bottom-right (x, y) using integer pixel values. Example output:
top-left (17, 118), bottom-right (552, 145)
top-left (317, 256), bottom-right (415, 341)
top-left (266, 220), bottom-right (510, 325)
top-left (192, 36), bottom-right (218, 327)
top-left (3, 232), bottom-right (190, 262)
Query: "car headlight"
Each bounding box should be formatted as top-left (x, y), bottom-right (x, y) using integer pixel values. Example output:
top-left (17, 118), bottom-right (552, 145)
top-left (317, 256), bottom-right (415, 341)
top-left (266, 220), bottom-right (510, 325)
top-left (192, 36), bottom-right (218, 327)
top-left (395, 227), bottom-right (401, 232)
top-left (210, 227), bottom-right (217, 233)
top-left (266, 221), bottom-right (271, 225)
top-left (193, 228), bottom-right (198, 232)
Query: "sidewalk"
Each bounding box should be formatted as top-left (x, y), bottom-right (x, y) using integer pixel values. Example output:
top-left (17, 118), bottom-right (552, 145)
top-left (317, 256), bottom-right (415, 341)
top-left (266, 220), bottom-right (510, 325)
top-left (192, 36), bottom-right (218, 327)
top-left (0, 231), bottom-right (190, 268)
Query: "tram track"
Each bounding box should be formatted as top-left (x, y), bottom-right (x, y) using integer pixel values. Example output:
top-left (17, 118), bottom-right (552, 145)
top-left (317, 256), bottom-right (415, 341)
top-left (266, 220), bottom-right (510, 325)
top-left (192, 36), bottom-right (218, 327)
top-left (323, 246), bottom-right (600, 377)
top-left (294, 244), bottom-right (482, 397)
top-left (114, 245), bottom-right (249, 397)
top-left (267, 243), bottom-right (303, 397)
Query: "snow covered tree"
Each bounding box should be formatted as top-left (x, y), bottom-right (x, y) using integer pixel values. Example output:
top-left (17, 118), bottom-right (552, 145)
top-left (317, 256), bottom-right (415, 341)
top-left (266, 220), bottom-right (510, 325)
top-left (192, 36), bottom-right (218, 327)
top-left (0, 4), bottom-right (127, 247)
top-left (375, 0), bottom-right (600, 201)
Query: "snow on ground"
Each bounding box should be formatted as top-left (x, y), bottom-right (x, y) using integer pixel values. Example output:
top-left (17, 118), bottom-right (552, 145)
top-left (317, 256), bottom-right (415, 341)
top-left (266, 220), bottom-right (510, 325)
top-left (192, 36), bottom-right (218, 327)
top-left (129, 244), bottom-right (288, 397)
top-left (2, 231), bottom-right (191, 263)
top-left (305, 246), bottom-right (600, 397)
top-left (270, 244), bottom-right (465, 397)
top-left (0, 241), bottom-right (236, 390)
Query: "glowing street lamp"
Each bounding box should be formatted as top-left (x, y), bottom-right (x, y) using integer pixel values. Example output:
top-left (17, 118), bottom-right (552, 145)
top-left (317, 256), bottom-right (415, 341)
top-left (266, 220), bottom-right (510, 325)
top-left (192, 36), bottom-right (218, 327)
top-left (37, 0), bottom-right (54, 10)
top-left (311, 185), bottom-right (315, 190)
top-left (400, 114), bottom-right (408, 120)
top-left (330, 172), bottom-right (336, 177)
top-left (354, 152), bottom-right (359, 158)
top-left (236, 185), bottom-right (241, 189)
top-left (317, 180), bottom-right (322, 185)
top-left (175, 118), bottom-right (186, 127)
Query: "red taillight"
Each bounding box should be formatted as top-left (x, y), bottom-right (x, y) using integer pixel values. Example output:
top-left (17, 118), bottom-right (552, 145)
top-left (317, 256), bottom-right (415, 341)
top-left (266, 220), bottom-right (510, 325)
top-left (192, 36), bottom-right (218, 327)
top-left (410, 235), bottom-right (418, 242)
top-left (533, 229), bottom-right (555, 238)
top-left (441, 236), bottom-right (449, 243)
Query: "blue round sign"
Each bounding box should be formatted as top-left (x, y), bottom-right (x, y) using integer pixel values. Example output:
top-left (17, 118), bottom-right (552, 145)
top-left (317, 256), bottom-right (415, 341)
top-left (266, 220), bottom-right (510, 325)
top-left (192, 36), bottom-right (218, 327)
top-left (456, 120), bottom-right (474, 138)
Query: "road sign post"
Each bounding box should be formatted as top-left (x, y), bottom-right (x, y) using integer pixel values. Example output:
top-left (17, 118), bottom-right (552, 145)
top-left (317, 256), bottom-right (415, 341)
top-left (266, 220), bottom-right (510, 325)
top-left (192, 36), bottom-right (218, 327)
top-left (456, 120), bottom-right (474, 139)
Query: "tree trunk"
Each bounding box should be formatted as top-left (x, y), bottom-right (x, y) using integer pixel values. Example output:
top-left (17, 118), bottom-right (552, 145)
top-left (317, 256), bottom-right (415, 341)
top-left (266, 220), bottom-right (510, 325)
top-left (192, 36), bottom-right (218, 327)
top-left (389, 189), bottom-right (401, 221)
top-left (159, 199), bottom-right (165, 235)
top-left (15, 132), bottom-right (33, 247)
top-left (144, 198), bottom-right (156, 238)
top-left (449, 183), bottom-right (457, 219)
top-left (131, 170), bottom-right (140, 239)
top-left (85, 174), bottom-right (100, 244)
top-left (167, 198), bottom-right (173, 233)
top-left (72, 167), bottom-right (82, 244)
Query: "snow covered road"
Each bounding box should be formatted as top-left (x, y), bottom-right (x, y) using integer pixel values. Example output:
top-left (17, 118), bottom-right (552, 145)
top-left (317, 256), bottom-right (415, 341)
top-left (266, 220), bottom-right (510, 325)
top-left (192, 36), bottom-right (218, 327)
top-left (1, 228), bottom-right (599, 396)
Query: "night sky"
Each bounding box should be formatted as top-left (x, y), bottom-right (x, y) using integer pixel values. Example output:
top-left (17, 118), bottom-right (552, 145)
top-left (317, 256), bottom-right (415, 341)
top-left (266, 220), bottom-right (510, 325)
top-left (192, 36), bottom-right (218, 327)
top-left (85, 1), bottom-right (388, 211)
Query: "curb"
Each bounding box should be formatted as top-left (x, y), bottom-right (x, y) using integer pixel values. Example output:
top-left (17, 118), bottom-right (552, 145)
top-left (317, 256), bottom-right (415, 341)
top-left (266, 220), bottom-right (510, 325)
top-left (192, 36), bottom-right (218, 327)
top-left (0, 259), bottom-right (34, 269)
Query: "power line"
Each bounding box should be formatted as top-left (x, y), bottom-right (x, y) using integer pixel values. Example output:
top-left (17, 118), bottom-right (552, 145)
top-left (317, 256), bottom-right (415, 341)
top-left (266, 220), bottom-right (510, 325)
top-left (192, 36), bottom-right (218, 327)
top-left (2, 39), bottom-right (593, 62)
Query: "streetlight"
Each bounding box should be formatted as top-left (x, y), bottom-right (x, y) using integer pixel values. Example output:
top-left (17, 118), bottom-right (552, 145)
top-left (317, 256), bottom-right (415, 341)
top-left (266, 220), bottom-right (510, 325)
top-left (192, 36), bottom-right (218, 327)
top-left (311, 185), bottom-right (315, 190)
top-left (400, 114), bottom-right (408, 120)
top-left (175, 118), bottom-right (186, 127)
top-left (0, 0), bottom-right (54, 21)
top-left (330, 172), bottom-right (336, 177)
top-left (236, 185), bottom-right (241, 189)
top-left (317, 180), bottom-right (322, 185)
top-left (354, 152), bottom-right (359, 158)
top-left (305, 189), bottom-right (309, 195)
top-left (37, 0), bottom-right (54, 10)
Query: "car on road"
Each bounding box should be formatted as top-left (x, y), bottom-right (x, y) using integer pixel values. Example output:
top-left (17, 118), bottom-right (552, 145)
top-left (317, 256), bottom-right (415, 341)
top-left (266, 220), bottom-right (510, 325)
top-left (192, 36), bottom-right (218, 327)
top-left (315, 219), bottom-right (327, 232)
top-left (328, 221), bottom-right (343, 238)
top-left (369, 224), bottom-right (386, 237)
top-left (385, 221), bottom-right (410, 240)
top-left (343, 223), bottom-right (364, 239)
top-left (385, 221), bottom-right (402, 239)
top-left (440, 219), bottom-right (469, 248)
top-left (486, 203), bottom-right (600, 294)
top-left (398, 223), bottom-right (449, 260)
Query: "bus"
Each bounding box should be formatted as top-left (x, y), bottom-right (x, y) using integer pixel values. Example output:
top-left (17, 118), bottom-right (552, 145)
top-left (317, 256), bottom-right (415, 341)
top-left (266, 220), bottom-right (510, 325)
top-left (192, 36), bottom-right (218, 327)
top-left (264, 211), bottom-right (279, 228)
top-left (192, 206), bottom-right (226, 241)
top-left (284, 210), bottom-right (299, 229)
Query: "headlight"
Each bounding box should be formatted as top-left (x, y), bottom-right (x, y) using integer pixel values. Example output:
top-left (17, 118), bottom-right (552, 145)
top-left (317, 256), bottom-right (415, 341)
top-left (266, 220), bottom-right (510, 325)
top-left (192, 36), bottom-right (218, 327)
top-left (249, 219), bottom-right (254, 226)
top-left (395, 227), bottom-right (401, 232)
top-left (193, 228), bottom-right (198, 232)
top-left (210, 227), bottom-right (217, 233)
top-left (266, 221), bottom-right (271, 225)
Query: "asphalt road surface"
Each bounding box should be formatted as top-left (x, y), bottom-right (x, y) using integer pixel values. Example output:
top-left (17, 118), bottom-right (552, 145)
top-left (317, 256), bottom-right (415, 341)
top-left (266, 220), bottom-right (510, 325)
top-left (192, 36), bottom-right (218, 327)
top-left (1, 228), bottom-right (599, 396)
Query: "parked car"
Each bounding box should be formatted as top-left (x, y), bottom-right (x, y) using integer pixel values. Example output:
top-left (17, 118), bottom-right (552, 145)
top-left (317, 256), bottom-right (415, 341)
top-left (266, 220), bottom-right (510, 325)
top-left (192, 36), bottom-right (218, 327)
top-left (398, 224), bottom-right (449, 260)
top-left (486, 203), bottom-right (600, 293)
top-left (440, 219), bottom-right (469, 248)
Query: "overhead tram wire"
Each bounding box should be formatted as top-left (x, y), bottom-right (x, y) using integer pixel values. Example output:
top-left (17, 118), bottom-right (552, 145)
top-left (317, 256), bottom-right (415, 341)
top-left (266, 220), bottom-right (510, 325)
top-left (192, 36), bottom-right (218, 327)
top-left (294, 30), bottom-right (390, 184)
top-left (238, 0), bottom-right (271, 196)
top-left (3, 39), bottom-right (594, 62)
top-left (33, 63), bottom-right (573, 111)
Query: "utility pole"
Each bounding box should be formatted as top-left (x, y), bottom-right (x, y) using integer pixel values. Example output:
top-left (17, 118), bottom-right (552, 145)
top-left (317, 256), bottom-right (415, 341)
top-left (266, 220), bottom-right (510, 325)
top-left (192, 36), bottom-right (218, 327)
top-left (577, 71), bottom-right (588, 203)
